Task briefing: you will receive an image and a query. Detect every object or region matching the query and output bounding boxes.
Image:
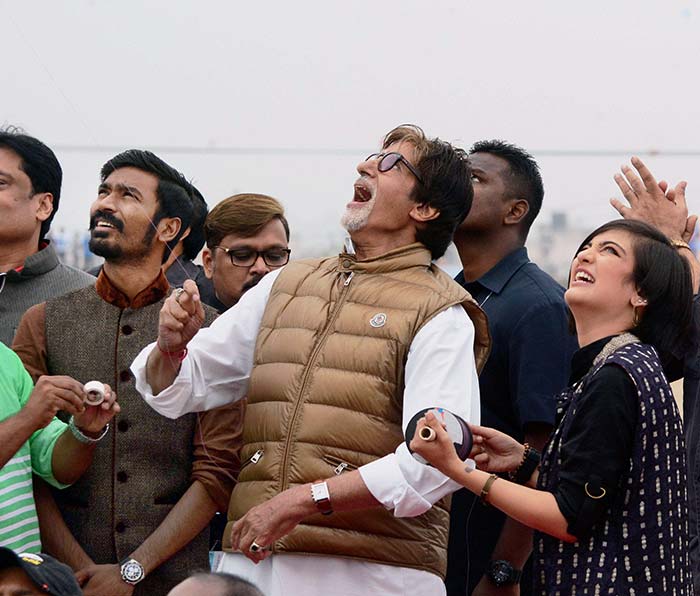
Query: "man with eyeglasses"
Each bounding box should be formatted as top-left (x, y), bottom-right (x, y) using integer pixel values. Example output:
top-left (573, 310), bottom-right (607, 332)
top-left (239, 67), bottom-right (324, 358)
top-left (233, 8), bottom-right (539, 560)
top-left (0, 127), bottom-right (94, 346)
top-left (12, 150), bottom-right (242, 596)
top-left (201, 193), bottom-right (290, 312)
top-left (132, 125), bottom-right (490, 596)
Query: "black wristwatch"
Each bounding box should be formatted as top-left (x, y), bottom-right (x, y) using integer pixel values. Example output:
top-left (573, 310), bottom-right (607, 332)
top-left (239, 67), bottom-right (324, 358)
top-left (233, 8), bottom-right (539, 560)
top-left (487, 559), bottom-right (522, 586)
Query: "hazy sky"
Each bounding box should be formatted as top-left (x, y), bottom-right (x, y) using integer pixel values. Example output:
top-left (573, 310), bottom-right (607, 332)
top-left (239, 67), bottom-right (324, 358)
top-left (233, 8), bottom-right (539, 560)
top-left (3, 0), bottom-right (700, 253)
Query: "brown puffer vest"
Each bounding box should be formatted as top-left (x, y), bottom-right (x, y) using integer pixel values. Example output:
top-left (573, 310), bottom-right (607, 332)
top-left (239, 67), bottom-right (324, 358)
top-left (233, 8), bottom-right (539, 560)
top-left (223, 243), bottom-right (490, 577)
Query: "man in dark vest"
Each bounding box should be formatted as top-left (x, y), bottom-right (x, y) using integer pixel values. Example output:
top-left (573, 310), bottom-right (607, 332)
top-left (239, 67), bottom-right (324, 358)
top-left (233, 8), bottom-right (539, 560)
top-left (132, 125), bottom-right (491, 596)
top-left (0, 127), bottom-right (94, 346)
top-left (12, 150), bottom-right (244, 596)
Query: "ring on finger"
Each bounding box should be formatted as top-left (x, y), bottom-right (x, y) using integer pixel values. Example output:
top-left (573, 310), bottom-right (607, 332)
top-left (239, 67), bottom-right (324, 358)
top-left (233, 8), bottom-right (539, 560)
top-left (250, 540), bottom-right (266, 553)
top-left (173, 288), bottom-right (185, 305)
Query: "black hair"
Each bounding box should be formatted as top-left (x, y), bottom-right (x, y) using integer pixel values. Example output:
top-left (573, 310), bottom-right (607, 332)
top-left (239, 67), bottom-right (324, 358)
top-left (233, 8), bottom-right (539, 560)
top-left (189, 572), bottom-right (265, 596)
top-left (182, 186), bottom-right (208, 260)
top-left (100, 150), bottom-right (194, 262)
top-left (573, 219), bottom-right (693, 357)
top-left (470, 139), bottom-right (544, 237)
top-left (383, 125), bottom-right (472, 260)
top-left (0, 126), bottom-right (62, 241)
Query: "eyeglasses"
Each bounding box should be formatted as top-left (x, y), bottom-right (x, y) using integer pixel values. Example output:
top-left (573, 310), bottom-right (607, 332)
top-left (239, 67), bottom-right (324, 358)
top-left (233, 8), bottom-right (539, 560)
top-left (365, 152), bottom-right (424, 185)
top-left (215, 246), bottom-right (291, 268)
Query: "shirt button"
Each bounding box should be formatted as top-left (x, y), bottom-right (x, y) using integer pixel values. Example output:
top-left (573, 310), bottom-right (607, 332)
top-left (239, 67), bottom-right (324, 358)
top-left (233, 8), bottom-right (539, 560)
top-left (121, 325), bottom-right (133, 336)
top-left (117, 471), bottom-right (128, 483)
top-left (117, 420), bottom-right (129, 432)
top-left (115, 521), bottom-right (126, 533)
top-left (342, 260), bottom-right (352, 268)
top-left (119, 370), bottom-right (132, 383)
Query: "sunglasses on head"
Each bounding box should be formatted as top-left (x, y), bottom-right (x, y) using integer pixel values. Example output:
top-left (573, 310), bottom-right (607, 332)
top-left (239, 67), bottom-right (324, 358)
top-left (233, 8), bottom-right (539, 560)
top-left (365, 152), bottom-right (424, 185)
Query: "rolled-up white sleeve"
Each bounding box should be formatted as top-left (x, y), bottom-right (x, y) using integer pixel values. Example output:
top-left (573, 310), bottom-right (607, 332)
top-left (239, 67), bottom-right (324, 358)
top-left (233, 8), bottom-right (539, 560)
top-left (358, 305), bottom-right (481, 516)
top-left (131, 269), bottom-right (280, 419)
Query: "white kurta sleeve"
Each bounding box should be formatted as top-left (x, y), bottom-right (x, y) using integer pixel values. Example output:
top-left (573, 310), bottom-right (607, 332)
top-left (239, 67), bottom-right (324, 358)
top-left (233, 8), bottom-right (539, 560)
top-left (131, 269), bottom-right (281, 418)
top-left (359, 304), bottom-right (480, 516)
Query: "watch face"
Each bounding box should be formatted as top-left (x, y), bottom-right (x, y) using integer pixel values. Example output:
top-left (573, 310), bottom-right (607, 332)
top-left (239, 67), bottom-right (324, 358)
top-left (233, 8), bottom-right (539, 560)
top-left (490, 561), bottom-right (514, 586)
top-left (122, 561), bottom-right (144, 583)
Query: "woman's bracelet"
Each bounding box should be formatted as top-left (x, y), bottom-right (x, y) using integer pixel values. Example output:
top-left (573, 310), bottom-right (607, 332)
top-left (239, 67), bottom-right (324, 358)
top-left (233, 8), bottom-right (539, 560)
top-left (480, 473), bottom-right (499, 505)
top-left (508, 443), bottom-right (541, 484)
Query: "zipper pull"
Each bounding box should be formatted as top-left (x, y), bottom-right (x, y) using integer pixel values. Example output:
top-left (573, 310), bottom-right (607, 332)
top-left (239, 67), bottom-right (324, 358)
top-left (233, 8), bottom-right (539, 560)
top-left (250, 449), bottom-right (264, 464)
top-left (334, 462), bottom-right (349, 475)
top-left (344, 271), bottom-right (354, 287)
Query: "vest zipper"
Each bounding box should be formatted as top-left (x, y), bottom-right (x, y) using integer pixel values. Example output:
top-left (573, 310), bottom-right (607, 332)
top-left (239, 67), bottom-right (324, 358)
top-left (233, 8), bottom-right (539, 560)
top-left (278, 270), bottom-right (356, 497)
top-left (240, 448), bottom-right (264, 471)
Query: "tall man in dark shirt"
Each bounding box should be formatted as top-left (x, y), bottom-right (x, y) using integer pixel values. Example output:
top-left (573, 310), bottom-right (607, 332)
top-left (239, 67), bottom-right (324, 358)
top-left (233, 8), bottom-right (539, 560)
top-left (448, 141), bottom-right (577, 596)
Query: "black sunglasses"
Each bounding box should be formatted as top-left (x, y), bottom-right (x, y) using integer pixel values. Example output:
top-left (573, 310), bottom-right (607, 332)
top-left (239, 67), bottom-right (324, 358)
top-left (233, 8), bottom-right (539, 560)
top-left (365, 152), bottom-right (424, 185)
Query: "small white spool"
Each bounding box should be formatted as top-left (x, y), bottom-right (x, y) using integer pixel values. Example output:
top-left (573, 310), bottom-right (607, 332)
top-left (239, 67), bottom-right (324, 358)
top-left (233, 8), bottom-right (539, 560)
top-left (84, 380), bottom-right (105, 406)
top-left (419, 426), bottom-right (436, 442)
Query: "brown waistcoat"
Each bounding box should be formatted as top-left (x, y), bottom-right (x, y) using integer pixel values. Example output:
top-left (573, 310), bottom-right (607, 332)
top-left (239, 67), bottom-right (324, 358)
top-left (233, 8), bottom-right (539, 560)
top-left (45, 286), bottom-right (216, 596)
top-left (223, 244), bottom-right (490, 578)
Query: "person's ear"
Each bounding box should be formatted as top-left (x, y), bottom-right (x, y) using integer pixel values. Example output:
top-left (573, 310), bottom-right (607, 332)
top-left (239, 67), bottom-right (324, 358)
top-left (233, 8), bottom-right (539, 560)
top-left (35, 193), bottom-right (54, 223)
top-left (202, 248), bottom-right (214, 279)
top-left (157, 217), bottom-right (182, 244)
top-left (503, 198), bottom-right (529, 226)
top-left (410, 203), bottom-right (440, 223)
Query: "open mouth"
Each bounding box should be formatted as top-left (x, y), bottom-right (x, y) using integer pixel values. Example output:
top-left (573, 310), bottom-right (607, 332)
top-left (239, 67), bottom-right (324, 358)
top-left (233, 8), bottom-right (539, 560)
top-left (95, 221), bottom-right (117, 230)
top-left (352, 183), bottom-right (373, 203)
top-left (574, 270), bottom-right (595, 284)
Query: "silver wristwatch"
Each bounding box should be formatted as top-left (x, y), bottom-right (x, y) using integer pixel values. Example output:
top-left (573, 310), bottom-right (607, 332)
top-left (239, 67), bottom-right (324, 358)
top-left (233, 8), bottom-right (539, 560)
top-left (311, 481), bottom-right (333, 515)
top-left (120, 558), bottom-right (145, 585)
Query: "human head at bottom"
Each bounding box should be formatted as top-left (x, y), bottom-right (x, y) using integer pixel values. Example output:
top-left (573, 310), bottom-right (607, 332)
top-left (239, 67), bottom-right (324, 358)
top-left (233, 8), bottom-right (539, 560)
top-left (0, 548), bottom-right (82, 596)
top-left (167, 572), bottom-right (265, 596)
top-left (566, 218), bottom-right (693, 357)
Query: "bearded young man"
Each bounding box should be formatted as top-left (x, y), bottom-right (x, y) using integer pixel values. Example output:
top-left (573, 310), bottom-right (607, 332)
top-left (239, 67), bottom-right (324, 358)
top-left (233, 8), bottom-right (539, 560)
top-left (131, 125), bottom-right (490, 596)
top-left (12, 150), bottom-right (243, 596)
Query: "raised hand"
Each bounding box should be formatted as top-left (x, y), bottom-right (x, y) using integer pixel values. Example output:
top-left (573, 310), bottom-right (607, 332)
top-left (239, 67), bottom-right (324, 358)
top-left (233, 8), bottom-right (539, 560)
top-left (611, 156), bottom-right (697, 242)
top-left (157, 279), bottom-right (205, 354)
top-left (469, 424), bottom-right (525, 474)
top-left (73, 383), bottom-right (120, 435)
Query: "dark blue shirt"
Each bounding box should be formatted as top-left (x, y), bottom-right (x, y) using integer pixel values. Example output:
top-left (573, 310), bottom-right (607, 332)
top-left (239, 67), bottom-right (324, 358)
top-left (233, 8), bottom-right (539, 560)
top-left (447, 247), bottom-right (578, 596)
top-left (455, 247), bottom-right (577, 440)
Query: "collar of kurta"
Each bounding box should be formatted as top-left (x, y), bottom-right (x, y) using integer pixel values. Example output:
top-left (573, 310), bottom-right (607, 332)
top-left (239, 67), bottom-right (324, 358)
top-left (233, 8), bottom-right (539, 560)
top-left (95, 268), bottom-right (169, 310)
top-left (336, 242), bottom-right (432, 274)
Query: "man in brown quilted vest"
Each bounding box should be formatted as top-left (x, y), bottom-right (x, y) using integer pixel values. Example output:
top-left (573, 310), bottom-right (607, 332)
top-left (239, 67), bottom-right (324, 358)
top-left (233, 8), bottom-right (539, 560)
top-left (12, 150), bottom-right (244, 596)
top-left (133, 125), bottom-right (491, 596)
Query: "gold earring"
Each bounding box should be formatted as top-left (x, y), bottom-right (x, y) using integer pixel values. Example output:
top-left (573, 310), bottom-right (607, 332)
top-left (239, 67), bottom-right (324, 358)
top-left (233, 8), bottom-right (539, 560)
top-left (633, 305), bottom-right (641, 326)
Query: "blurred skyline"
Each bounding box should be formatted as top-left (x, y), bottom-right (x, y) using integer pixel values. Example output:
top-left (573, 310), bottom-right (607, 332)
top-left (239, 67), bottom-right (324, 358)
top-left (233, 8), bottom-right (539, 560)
top-left (3, 1), bottom-right (700, 256)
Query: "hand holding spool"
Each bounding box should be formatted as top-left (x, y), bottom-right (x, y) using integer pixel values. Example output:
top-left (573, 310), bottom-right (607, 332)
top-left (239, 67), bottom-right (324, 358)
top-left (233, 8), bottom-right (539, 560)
top-left (405, 407), bottom-right (473, 466)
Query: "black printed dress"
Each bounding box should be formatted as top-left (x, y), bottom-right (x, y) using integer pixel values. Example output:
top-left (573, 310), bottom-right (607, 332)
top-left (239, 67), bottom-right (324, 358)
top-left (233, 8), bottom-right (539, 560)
top-left (535, 338), bottom-right (693, 595)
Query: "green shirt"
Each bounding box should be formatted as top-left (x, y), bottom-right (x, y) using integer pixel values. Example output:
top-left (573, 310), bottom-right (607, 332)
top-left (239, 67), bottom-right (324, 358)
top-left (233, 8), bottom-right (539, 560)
top-left (0, 343), bottom-right (67, 553)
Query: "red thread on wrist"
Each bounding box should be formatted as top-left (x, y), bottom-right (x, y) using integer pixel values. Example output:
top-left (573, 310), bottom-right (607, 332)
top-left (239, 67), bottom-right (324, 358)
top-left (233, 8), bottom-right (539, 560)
top-left (157, 340), bottom-right (188, 361)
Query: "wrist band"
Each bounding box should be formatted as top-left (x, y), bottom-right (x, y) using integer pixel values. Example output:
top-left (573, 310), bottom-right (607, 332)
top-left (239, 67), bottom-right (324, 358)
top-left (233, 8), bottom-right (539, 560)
top-left (157, 340), bottom-right (188, 362)
top-left (68, 416), bottom-right (109, 444)
top-left (671, 239), bottom-right (692, 251)
top-left (509, 443), bottom-right (541, 484)
top-left (480, 473), bottom-right (499, 505)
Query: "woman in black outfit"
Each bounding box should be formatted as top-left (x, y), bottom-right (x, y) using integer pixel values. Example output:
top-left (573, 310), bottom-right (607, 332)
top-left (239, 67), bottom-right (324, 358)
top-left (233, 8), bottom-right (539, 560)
top-left (412, 219), bottom-right (694, 595)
